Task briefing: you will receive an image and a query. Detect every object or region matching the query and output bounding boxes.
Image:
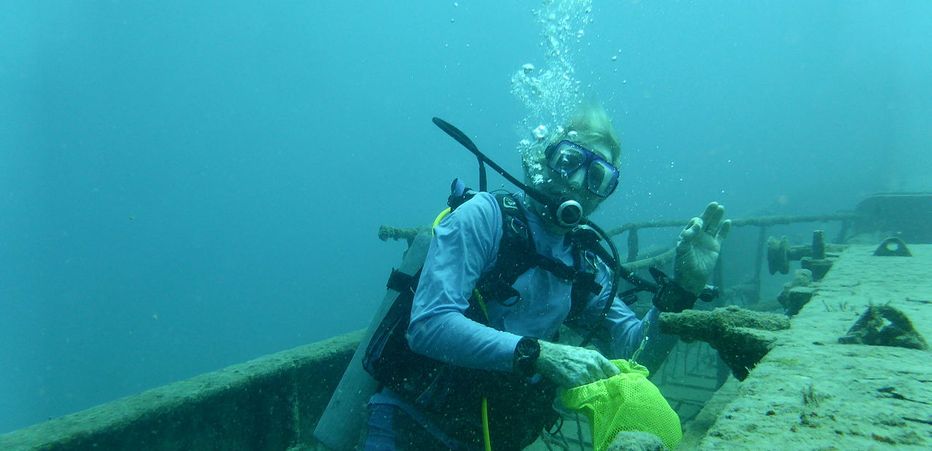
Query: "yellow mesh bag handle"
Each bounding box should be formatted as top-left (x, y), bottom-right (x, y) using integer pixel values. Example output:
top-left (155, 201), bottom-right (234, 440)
top-left (561, 360), bottom-right (682, 451)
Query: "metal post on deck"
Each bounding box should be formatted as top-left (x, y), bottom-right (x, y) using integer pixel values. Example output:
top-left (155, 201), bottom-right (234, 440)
top-left (627, 228), bottom-right (639, 262)
top-left (753, 226), bottom-right (768, 303)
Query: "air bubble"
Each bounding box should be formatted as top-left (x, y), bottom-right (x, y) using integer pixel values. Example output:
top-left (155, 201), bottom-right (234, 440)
top-left (511, 0), bottom-right (595, 167)
top-left (532, 125), bottom-right (548, 140)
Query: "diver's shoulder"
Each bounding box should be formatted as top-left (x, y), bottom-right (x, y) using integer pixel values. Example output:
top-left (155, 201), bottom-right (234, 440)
top-left (466, 191), bottom-right (498, 209)
top-left (452, 191), bottom-right (503, 226)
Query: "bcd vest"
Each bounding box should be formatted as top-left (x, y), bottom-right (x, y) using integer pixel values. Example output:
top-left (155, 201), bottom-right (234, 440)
top-left (363, 191), bottom-right (604, 449)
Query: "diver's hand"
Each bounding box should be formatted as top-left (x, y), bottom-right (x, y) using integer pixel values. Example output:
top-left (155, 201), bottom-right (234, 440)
top-left (674, 202), bottom-right (731, 295)
top-left (535, 341), bottom-right (619, 388)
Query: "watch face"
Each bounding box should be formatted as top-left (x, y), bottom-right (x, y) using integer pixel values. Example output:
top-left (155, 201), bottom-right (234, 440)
top-left (517, 337), bottom-right (540, 359)
top-left (514, 338), bottom-right (539, 377)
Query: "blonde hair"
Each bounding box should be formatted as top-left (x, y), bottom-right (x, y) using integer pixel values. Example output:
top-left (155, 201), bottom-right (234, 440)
top-left (522, 103), bottom-right (622, 185)
top-left (560, 103), bottom-right (622, 166)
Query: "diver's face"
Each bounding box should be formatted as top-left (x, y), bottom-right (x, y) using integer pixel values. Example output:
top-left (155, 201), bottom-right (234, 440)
top-left (540, 141), bottom-right (618, 218)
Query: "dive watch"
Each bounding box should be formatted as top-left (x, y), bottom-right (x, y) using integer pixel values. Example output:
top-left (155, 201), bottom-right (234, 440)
top-left (514, 336), bottom-right (541, 377)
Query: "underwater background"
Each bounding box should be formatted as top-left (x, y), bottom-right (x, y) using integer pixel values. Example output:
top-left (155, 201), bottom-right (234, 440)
top-left (1, 0), bottom-right (930, 433)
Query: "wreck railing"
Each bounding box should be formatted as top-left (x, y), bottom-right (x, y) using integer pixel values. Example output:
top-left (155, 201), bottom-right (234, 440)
top-left (0, 332), bottom-right (361, 450)
top-left (380, 212), bottom-right (857, 300)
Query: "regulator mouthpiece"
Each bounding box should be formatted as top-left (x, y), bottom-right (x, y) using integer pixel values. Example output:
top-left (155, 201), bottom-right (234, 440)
top-left (554, 198), bottom-right (584, 228)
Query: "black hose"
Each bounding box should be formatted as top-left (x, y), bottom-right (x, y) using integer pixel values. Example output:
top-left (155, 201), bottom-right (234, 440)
top-left (432, 117), bottom-right (552, 207)
top-left (580, 220), bottom-right (622, 347)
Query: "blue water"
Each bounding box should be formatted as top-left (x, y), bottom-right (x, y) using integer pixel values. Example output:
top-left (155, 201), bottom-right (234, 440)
top-left (1, 1), bottom-right (930, 433)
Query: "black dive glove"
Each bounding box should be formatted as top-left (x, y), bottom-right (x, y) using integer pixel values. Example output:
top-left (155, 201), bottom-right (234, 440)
top-left (649, 267), bottom-right (699, 313)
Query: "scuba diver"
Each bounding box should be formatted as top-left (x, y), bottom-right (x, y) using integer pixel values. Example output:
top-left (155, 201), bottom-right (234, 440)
top-left (362, 105), bottom-right (731, 450)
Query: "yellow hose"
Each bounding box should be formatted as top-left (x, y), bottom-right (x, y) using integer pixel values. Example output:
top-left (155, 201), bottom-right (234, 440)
top-left (482, 397), bottom-right (492, 451)
top-left (432, 207), bottom-right (452, 232)
top-left (435, 206), bottom-right (493, 451)
top-left (475, 289), bottom-right (492, 451)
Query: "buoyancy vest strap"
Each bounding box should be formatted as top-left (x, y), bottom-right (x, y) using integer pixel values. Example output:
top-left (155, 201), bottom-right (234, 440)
top-left (386, 268), bottom-right (416, 292)
top-left (478, 193), bottom-right (576, 301)
top-left (533, 254), bottom-right (577, 281)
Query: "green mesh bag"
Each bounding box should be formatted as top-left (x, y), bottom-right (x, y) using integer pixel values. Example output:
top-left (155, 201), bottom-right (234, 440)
top-left (561, 360), bottom-right (682, 451)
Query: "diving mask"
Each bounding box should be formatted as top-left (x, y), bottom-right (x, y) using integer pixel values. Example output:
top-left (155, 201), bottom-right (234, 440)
top-left (545, 140), bottom-right (620, 198)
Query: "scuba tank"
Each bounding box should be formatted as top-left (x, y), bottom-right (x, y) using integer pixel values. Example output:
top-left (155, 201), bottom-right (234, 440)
top-left (313, 231), bottom-right (432, 450)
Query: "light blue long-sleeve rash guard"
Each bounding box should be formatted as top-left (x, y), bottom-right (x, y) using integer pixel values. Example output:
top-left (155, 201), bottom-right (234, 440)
top-left (406, 192), bottom-right (678, 374)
